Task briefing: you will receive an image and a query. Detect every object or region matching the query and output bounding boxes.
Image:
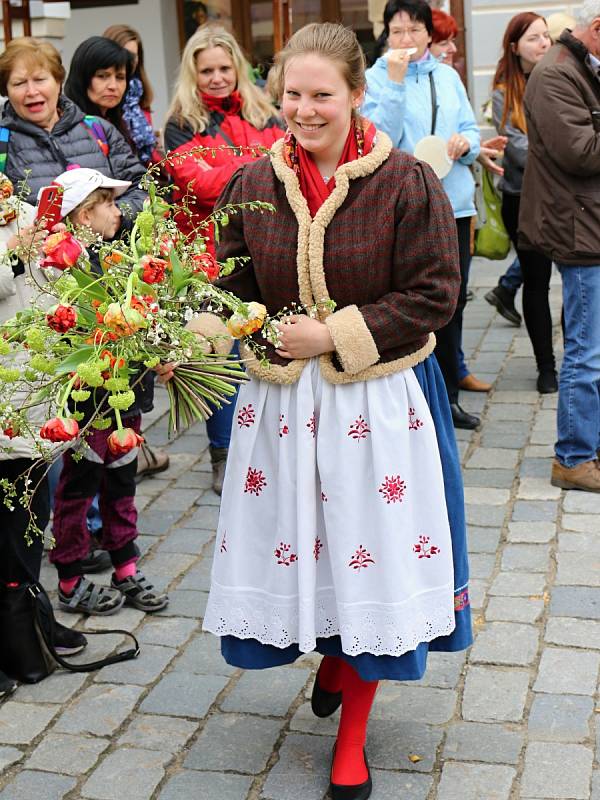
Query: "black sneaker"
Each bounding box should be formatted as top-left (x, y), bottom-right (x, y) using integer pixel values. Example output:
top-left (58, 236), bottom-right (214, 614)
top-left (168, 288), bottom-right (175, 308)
top-left (53, 623), bottom-right (88, 656)
top-left (81, 547), bottom-right (111, 574)
top-left (484, 285), bottom-right (522, 326)
top-left (0, 670), bottom-right (17, 699)
top-left (537, 369), bottom-right (558, 394)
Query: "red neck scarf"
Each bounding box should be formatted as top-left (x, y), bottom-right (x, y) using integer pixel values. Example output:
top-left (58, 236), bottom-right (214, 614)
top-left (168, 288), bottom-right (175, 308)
top-left (283, 117), bottom-right (376, 217)
top-left (201, 90), bottom-right (243, 116)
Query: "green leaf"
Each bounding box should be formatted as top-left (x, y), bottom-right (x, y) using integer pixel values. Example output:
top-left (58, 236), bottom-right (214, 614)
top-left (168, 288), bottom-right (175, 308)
top-left (71, 268), bottom-right (109, 303)
top-left (55, 346), bottom-right (96, 374)
top-left (169, 248), bottom-right (187, 295)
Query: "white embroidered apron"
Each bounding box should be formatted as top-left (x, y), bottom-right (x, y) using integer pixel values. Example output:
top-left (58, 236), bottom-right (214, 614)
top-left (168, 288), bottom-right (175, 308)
top-left (203, 358), bottom-right (456, 657)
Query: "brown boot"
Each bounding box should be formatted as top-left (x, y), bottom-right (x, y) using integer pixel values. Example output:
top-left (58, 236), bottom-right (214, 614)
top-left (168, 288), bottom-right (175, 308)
top-left (551, 458), bottom-right (600, 492)
top-left (136, 442), bottom-right (170, 481)
top-left (459, 374), bottom-right (492, 392)
top-left (210, 446), bottom-right (228, 496)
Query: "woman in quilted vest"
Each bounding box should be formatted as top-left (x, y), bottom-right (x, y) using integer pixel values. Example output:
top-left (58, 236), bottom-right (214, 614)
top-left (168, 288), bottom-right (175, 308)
top-left (164, 26), bottom-right (284, 494)
top-left (201, 23), bottom-right (472, 800)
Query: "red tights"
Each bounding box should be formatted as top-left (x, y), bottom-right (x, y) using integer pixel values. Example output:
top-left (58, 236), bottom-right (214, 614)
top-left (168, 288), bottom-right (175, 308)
top-left (321, 657), bottom-right (379, 786)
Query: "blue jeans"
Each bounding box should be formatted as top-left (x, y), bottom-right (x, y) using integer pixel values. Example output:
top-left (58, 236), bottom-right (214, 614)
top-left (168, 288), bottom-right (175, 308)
top-left (206, 342), bottom-right (240, 449)
top-left (556, 264), bottom-right (600, 467)
top-left (500, 256), bottom-right (522, 294)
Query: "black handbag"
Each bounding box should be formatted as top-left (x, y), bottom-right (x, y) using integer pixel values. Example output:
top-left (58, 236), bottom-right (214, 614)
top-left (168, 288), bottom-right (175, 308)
top-left (0, 581), bottom-right (140, 683)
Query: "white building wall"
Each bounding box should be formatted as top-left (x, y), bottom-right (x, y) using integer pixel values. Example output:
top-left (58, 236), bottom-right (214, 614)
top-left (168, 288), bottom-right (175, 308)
top-left (61, 0), bottom-right (180, 128)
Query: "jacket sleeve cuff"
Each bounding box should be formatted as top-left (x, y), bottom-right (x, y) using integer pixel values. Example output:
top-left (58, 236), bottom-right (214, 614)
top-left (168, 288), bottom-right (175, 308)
top-left (185, 312), bottom-right (234, 355)
top-left (325, 305), bottom-right (380, 375)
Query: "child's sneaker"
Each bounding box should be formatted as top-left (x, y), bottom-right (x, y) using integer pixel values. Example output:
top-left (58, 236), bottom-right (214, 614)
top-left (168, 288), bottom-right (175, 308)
top-left (111, 571), bottom-right (168, 612)
top-left (58, 577), bottom-right (125, 616)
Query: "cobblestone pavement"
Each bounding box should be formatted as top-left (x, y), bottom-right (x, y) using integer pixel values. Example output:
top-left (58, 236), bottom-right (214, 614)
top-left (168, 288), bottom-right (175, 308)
top-left (1, 255), bottom-right (597, 800)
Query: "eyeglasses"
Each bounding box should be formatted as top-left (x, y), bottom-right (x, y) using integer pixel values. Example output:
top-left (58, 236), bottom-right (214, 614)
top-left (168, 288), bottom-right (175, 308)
top-left (389, 26), bottom-right (428, 38)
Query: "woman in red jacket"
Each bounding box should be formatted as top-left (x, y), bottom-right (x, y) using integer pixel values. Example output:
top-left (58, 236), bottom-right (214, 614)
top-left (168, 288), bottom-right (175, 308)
top-left (164, 26), bottom-right (283, 492)
top-left (164, 26), bottom-right (284, 252)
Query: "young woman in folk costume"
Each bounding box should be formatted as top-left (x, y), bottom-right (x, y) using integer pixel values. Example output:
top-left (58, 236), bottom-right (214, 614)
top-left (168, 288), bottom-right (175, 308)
top-left (201, 23), bottom-right (471, 800)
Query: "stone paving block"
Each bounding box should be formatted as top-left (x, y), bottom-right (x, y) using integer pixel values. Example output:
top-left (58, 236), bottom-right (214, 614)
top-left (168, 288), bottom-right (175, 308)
top-left (592, 769), bottom-right (600, 800)
top-left (462, 666), bottom-right (529, 722)
top-left (368, 770), bottom-right (433, 799)
top-left (523, 444), bottom-right (554, 458)
top-left (155, 589), bottom-right (208, 618)
top-left (545, 617), bottom-right (600, 649)
top-left (150, 487), bottom-right (203, 510)
top-left (412, 651), bottom-right (466, 689)
top-left (468, 579), bottom-right (489, 610)
top-left (261, 732), bottom-right (333, 800)
top-left (83, 608), bottom-right (144, 632)
top-left (487, 403), bottom-right (534, 422)
top-left (470, 622), bottom-right (539, 666)
top-left (466, 448), bottom-right (520, 470)
top-left (13, 671), bottom-right (87, 704)
top-left (468, 553), bottom-right (496, 581)
top-left (443, 721), bottom-right (524, 764)
top-left (0, 746), bottom-right (23, 771)
top-left (163, 434), bottom-right (207, 454)
top-left (534, 648), bottom-right (600, 695)
top-left (171, 469), bottom-right (213, 489)
top-left (159, 771), bottom-right (252, 800)
top-left (489, 572), bottom-right (546, 597)
top-left (517, 477), bottom-right (561, 500)
top-left (173, 632), bottom-right (237, 676)
top-left (481, 431), bottom-right (528, 449)
top-left (437, 762), bottom-right (516, 800)
top-left (141, 552), bottom-right (197, 580)
top-left (81, 748), bottom-right (171, 800)
top-left (464, 488), bottom-right (510, 506)
top-left (519, 458), bottom-right (552, 478)
top-left (26, 733), bottom-right (109, 775)
top-left (507, 521), bottom-right (556, 543)
top-left (558, 532), bottom-right (600, 553)
top-left (141, 671), bottom-right (228, 718)
top-left (501, 544), bottom-right (550, 573)
top-left (290, 701), bottom-right (340, 735)
top-left (0, 702), bottom-right (59, 744)
top-left (185, 712), bottom-right (281, 772)
top-left (564, 492), bottom-right (600, 514)
top-left (521, 742), bottom-right (593, 799)
top-left (222, 666), bottom-right (311, 716)
top-left (185, 505), bottom-right (220, 530)
top-left (468, 527), bottom-right (502, 554)
top-left (118, 714), bottom-right (197, 753)
top-left (463, 469), bottom-right (515, 489)
top-left (561, 514), bottom-right (598, 533)
top-left (528, 694), bottom-right (593, 742)
top-left (137, 616), bottom-right (198, 648)
top-left (492, 390), bottom-right (539, 404)
top-left (368, 719), bottom-right (442, 772)
top-left (54, 684), bottom-right (143, 736)
top-left (512, 500), bottom-right (558, 522)
top-left (466, 505), bottom-right (506, 528)
top-left (176, 557), bottom-right (211, 591)
top-left (373, 685), bottom-right (456, 724)
top-left (486, 597), bottom-right (544, 624)
top-left (156, 527), bottom-right (214, 554)
top-left (550, 587), bottom-right (600, 620)
top-left (556, 551), bottom-right (600, 586)
top-left (137, 509), bottom-right (187, 535)
top-left (94, 644), bottom-right (176, 686)
top-left (0, 771), bottom-right (76, 800)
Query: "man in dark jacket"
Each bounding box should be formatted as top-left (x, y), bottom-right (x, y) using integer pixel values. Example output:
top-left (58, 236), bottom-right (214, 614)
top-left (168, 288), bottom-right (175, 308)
top-left (520, 12), bottom-right (600, 492)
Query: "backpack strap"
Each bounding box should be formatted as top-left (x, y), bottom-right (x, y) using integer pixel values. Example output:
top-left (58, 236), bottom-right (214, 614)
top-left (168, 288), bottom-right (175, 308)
top-left (0, 127), bottom-right (10, 174)
top-left (81, 116), bottom-right (110, 158)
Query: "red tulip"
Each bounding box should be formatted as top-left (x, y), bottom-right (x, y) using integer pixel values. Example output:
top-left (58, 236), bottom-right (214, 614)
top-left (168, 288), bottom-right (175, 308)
top-left (192, 252), bottom-right (220, 283)
top-left (40, 231), bottom-right (83, 270)
top-left (3, 423), bottom-right (19, 439)
top-left (140, 255), bottom-right (167, 285)
top-left (46, 304), bottom-right (77, 333)
top-left (107, 427), bottom-right (144, 455)
top-left (40, 417), bottom-right (79, 442)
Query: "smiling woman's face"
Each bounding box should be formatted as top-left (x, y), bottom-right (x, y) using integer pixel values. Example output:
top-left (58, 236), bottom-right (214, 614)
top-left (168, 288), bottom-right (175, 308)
top-left (7, 58), bottom-right (61, 130)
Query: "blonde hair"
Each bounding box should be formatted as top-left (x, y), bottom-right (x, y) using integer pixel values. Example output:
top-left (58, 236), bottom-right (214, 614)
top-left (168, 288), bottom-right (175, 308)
top-left (166, 26), bottom-right (278, 134)
top-left (270, 23), bottom-right (366, 105)
top-left (67, 188), bottom-right (115, 224)
top-left (0, 37), bottom-right (65, 96)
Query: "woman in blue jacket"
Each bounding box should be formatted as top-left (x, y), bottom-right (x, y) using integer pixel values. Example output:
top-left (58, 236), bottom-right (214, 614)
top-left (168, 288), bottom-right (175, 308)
top-left (363, 0), bottom-right (482, 430)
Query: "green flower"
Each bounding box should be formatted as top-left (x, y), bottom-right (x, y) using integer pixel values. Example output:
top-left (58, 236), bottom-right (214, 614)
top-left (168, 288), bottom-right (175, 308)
top-left (29, 355), bottom-right (57, 375)
top-left (0, 366), bottom-right (20, 382)
top-left (77, 363), bottom-right (105, 388)
top-left (103, 377), bottom-right (129, 392)
top-left (23, 368), bottom-right (38, 381)
top-left (136, 210), bottom-right (154, 237)
top-left (71, 411), bottom-right (84, 422)
top-left (107, 390), bottom-right (136, 411)
top-left (91, 418), bottom-right (113, 430)
top-left (71, 389), bottom-right (91, 402)
top-left (143, 356), bottom-right (159, 368)
top-left (25, 327), bottom-right (47, 353)
top-left (0, 339), bottom-right (10, 356)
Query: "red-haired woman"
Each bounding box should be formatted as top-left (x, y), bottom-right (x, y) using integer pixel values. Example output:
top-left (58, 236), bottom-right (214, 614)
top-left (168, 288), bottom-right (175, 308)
top-left (430, 9), bottom-right (458, 68)
top-left (492, 13), bottom-right (556, 393)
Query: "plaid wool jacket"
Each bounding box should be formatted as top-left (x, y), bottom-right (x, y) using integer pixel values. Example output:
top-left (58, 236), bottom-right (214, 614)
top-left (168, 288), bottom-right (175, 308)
top-left (216, 131), bottom-right (460, 385)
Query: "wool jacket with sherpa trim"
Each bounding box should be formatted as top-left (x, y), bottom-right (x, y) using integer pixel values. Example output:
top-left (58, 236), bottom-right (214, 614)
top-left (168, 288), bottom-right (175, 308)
top-left (214, 131), bottom-right (460, 385)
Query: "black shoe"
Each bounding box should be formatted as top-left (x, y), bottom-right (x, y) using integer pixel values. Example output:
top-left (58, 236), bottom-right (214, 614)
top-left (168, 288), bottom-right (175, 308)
top-left (53, 623), bottom-right (88, 656)
top-left (311, 661), bottom-right (342, 718)
top-left (450, 403), bottom-right (480, 430)
top-left (81, 547), bottom-right (111, 574)
top-left (484, 285), bottom-right (522, 326)
top-left (537, 369), bottom-right (558, 394)
top-left (209, 445), bottom-right (228, 496)
top-left (0, 670), bottom-right (17, 699)
top-left (330, 744), bottom-right (372, 800)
